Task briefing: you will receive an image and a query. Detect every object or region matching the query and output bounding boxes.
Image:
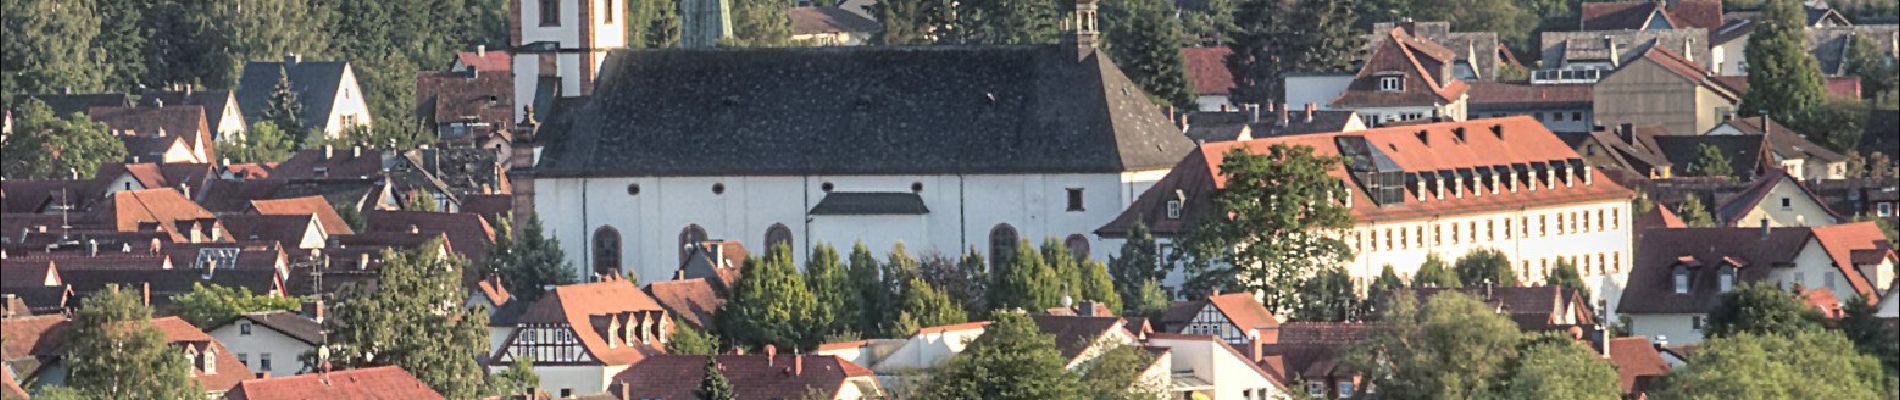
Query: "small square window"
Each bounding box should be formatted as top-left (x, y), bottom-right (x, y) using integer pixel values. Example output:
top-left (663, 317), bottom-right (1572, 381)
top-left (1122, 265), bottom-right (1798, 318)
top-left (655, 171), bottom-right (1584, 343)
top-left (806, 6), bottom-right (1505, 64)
top-left (240, 323), bottom-right (252, 335)
top-left (1166, 200), bottom-right (1182, 219)
top-left (1066, 188), bottom-right (1085, 211)
top-left (1691, 316), bottom-right (1704, 330)
top-left (1781, 197), bottom-right (1791, 208)
top-left (1572, 111), bottom-right (1584, 121)
top-left (1379, 76), bottom-right (1402, 91)
top-left (1338, 382), bottom-right (1356, 398)
top-left (1878, 202), bottom-right (1892, 216)
top-left (1307, 381), bottom-right (1326, 397)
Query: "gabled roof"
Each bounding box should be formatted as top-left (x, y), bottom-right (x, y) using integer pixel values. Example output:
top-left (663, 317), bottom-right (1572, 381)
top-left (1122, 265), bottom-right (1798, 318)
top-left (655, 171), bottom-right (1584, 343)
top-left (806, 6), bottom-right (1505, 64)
top-left (1369, 21), bottom-right (1505, 80)
top-left (97, 188), bottom-right (222, 241)
top-left (223, 366), bottom-right (444, 400)
top-left (250, 196), bottom-right (355, 235)
top-left (1, 315), bottom-right (73, 361)
top-left (1410, 286), bottom-right (1595, 331)
top-left (643, 277), bottom-right (725, 329)
top-left (536, 46), bottom-right (1194, 177)
top-left (1649, 134), bottom-right (1767, 180)
top-left (141, 90), bottom-right (243, 137)
top-left (235, 59), bottom-right (351, 132)
top-left (790, 6), bottom-right (879, 35)
top-left (1182, 47), bottom-right (1235, 96)
top-left (612, 355), bottom-right (876, 400)
top-left (220, 214), bottom-right (321, 248)
top-left (1714, 116), bottom-right (1848, 163)
top-left (362, 210), bottom-right (495, 263)
top-left (12, 93), bottom-right (133, 117)
top-left (1332, 28), bottom-right (1469, 108)
top-left (1628, 47), bottom-right (1740, 103)
top-left (414, 70), bottom-right (512, 134)
top-left (1581, 0), bottom-right (1723, 30)
top-left (454, 50), bottom-right (511, 73)
top-left (152, 316), bottom-right (253, 392)
top-left (1808, 221), bottom-right (1890, 301)
top-left (214, 310), bottom-right (324, 346)
top-left (1714, 168), bottom-right (1840, 225)
top-left (1030, 315), bottom-right (1125, 361)
top-left (89, 105), bottom-right (216, 161)
top-left (1606, 336), bottom-right (1670, 394)
top-left (510, 279), bottom-right (667, 365)
top-left (1208, 293), bottom-right (1279, 332)
top-left (1807, 26), bottom-right (1899, 76)
top-left (1619, 227), bottom-right (1815, 314)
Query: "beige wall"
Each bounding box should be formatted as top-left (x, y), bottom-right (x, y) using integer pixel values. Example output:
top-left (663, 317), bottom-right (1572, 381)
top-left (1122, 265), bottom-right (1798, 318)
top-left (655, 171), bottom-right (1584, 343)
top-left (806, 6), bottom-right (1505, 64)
top-left (1594, 59), bottom-right (1732, 134)
top-left (1729, 179), bottom-right (1839, 228)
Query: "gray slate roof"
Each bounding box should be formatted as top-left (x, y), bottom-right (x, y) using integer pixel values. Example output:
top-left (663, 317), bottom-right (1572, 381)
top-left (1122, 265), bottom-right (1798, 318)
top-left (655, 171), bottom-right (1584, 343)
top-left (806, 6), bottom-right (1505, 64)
top-left (1540, 29), bottom-right (1711, 68)
top-left (235, 59), bottom-right (349, 132)
top-left (808, 192), bottom-right (929, 215)
top-left (1651, 134), bottom-right (1766, 179)
top-left (14, 93), bottom-right (133, 117)
top-left (534, 46), bottom-right (1195, 177)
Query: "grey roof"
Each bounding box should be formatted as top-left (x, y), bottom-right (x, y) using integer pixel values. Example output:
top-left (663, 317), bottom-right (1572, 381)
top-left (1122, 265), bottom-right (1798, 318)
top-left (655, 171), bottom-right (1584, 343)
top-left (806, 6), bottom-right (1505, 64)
top-left (1540, 29), bottom-right (1711, 68)
top-left (1806, 25), bottom-right (1899, 76)
top-left (808, 192), bottom-right (929, 215)
top-left (535, 46), bottom-right (1195, 177)
top-left (1370, 21), bottom-right (1501, 80)
top-left (235, 59), bottom-right (349, 132)
top-left (222, 310), bottom-right (324, 345)
top-left (14, 93), bottom-right (133, 117)
top-left (142, 90), bottom-right (243, 139)
top-left (1650, 134), bottom-right (1766, 179)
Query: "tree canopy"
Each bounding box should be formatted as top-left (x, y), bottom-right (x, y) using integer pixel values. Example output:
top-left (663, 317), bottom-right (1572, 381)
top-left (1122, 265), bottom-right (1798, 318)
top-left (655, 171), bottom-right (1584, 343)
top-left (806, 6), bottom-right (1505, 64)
top-left (1412, 253), bottom-right (1461, 288)
top-left (1452, 248), bottom-right (1516, 287)
top-left (1348, 290), bottom-right (1523, 399)
top-left (1704, 282), bottom-right (1826, 339)
top-left (1739, 0), bottom-right (1829, 126)
top-left (1102, 0), bottom-right (1195, 108)
top-left (324, 242), bottom-right (491, 399)
top-left (913, 312), bottom-right (1079, 399)
top-left (489, 214), bottom-right (578, 302)
top-left (1657, 330), bottom-right (1886, 400)
top-left (63, 285), bottom-right (203, 399)
top-left (1502, 337), bottom-right (1622, 400)
top-left (716, 243), bottom-right (820, 350)
top-left (169, 282), bottom-right (303, 328)
top-left (1180, 145), bottom-right (1355, 314)
top-left (2, 99), bottom-right (126, 180)
top-left (1687, 143), bottom-right (1736, 179)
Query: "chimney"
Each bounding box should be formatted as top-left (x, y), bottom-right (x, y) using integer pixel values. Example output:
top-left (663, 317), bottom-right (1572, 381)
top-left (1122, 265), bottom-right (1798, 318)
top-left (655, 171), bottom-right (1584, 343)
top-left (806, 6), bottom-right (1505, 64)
top-left (1221, 104), bottom-right (1230, 112)
top-left (1760, 114), bottom-right (1770, 135)
top-left (179, 182), bottom-right (190, 199)
top-left (765, 344), bottom-right (777, 367)
top-left (154, 98), bottom-right (164, 108)
top-left (1303, 103), bottom-right (1316, 123)
top-left (322, 144), bottom-right (334, 160)
top-left (1684, 37), bottom-right (1695, 63)
top-left (286, 53), bottom-right (301, 66)
top-left (1618, 123), bottom-right (1636, 144)
top-left (477, 44), bottom-right (486, 58)
top-left (1598, 324), bottom-right (1611, 357)
top-left (1656, 335), bottom-right (1669, 349)
top-left (673, 269), bottom-right (686, 280)
top-left (352, 146), bottom-right (362, 158)
top-left (314, 299), bottom-right (325, 324)
top-left (1398, 17), bottom-right (1417, 35)
top-left (1248, 104), bottom-right (1261, 124)
top-left (1760, 218), bottom-right (1771, 238)
top-left (86, 239), bottom-right (98, 256)
top-left (1278, 103), bottom-right (1290, 127)
top-left (1604, 36), bottom-right (1621, 67)
top-left (142, 282), bottom-right (151, 306)
top-left (794, 352), bottom-right (804, 376)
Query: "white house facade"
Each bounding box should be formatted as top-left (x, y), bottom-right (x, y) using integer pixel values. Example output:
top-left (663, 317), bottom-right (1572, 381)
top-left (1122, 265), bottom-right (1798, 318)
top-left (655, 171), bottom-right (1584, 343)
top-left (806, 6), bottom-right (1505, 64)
top-left (204, 311), bottom-right (321, 375)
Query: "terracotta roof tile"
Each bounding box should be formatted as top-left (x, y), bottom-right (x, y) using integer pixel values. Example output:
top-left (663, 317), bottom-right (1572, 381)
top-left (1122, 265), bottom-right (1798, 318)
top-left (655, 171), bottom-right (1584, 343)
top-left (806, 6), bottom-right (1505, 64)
top-left (612, 355), bottom-right (876, 400)
top-left (1182, 47), bottom-right (1235, 96)
top-left (362, 211), bottom-right (494, 263)
top-left (1607, 337), bottom-right (1670, 394)
top-left (251, 196), bottom-right (355, 235)
top-left (414, 71), bottom-right (513, 135)
top-left (1581, 0), bottom-right (1723, 30)
top-left (1, 315), bottom-right (73, 360)
top-left (475, 275), bottom-right (510, 306)
top-left (643, 278), bottom-right (724, 329)
top-left (223, 366), bottom-right (444, 400)
top-left (1207, 293), bottom-right (1280, 332)
top-left (152, 316), bottom-right (254, 392)
top-left (455, 50), bottom-right (511, 73)
top-left (1809, 222), bottom-right (1889, 302)
top-left (509, 280), bottom-right (667, 365)
top-left (1466, 82), bottom-right (1593, 107)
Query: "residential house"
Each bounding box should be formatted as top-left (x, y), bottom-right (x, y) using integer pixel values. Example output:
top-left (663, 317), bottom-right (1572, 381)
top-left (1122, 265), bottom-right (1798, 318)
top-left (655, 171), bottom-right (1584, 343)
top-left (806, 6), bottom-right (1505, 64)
top-left (524, 3), bottom-right (1194, 283)
top-left (1809, 177), bottom-right (1900, 225)
top-left (1712, 15), bottom-right (1895, 77)
top-left (1409, 286), bottom-right (1598, 331)
top-left (1648, 133), bottom-right (1771, 180)
top-left (1369, 20), bottom-right (1509, 81)
top-left (642, 276), bottom-right (725, 330)
top-left (1184, 104), bottom-right (1365, 143)
top-left (234, 56), bottom-right (373, 139)
top-left (1466, 82), bottom-right (1595, 133)
top-left (249, 195), bottom-right (357, 235)
top-left (0, 315), bottom-right (253, 395)
top-left (222, 366), bottom-right (444, 400)
top-left (451, 47), bottom-right (512, 74)
top-left (1713, 168), bottom-right (1842, 227)
top-left (1146, 333), bottom-right (1288, 400)
top-left (1539, 29), bottom-right (1710, 74)
top-left (1808, 26), bottom-right (1899, 76)
top-left (415, 69), bottom-right (513, 161)
top-left (486, 278), bottom-right (670, 397)
top-left (1619, 222), bottom-right (1890, 344)
top-left (1255, 322), bottom-right (1374, 400)
top-left (1031, 313), bottom-right (1140, 369)
top-left (1579, 0), bottom-right (1724, 31)
top-left (816, 321), bottom-right (990, 377)
top-left (790, 6), bottom-right (879, 46)
top-left (1558, 123), bottom-right (1677, 181)
top-left (1098, 117), bottom-right (1639, 315)
top-left (362, 210), bottom-right (496, 266)
top-left (1592, 47), bottom-right (1740, 135)
top-left (1329, 26), bottom-right (1471, 126)
top-left (611, 353), bottom-right (882, 400)
top-left (143, 88), bottom-right (249, 142)
top-left (220, 214), bottom-right (330, 250)
top-left (1705, 116), bottom-right (1850, 180)
top-left (94, 162), bottom-right (218, 199)
top-left (1183, 47), bottom-right (1237, 111)
top-left (89, 104), bottom-right (217, 164)
top-left (1156, 293), bottom-right (1281, 346)
top-left (205, 311), bottom-right (323, 375)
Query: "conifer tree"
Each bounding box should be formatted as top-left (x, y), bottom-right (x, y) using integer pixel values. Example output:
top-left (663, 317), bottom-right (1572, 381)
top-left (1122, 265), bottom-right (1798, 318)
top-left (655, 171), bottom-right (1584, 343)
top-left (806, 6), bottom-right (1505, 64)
top-left (491, 214), bottom-right (578, 302)
top-left (64, 285), bottom-right (203, 399)
top-left (1677, 195), bottom-right (1717, 227)
top-left (1079, 259), bottom-right (1121, 312)
top-left (668, 320), bottom-right (719, 356)
top-left (726, 0), bottom-right (792, 46)
top-left (94, 0), bottom-right (149, 91)
top-left (915, 312), bottom-right (1079, 399)
top-left (1102, 0), bottom-right (1194, 108)
top-left (895, 277), bottom-right (968, 336)
top-left (261, 67), bottom-right (306, 137)
top-left (1041, 238), bottom-right (1084, 302)
top-left (1110, 221), bottom-right (1165, 310)
top-left (716, 243), bottom-right (820, 349)
top-left (1687, 143), bottom-right (1736, 179)
top-left (695, 356), bottom-right (737, 400)
top-left (963, 0), bottom-right (1060, 45)
top-left (805, 243), bottom-right (853, 338)
top-left (324, 242), bottom-right (491, 399)
top-left (1545, 259), bottom-right (1588, 302)
top-left (1413, 254), bottom-right (1461, 288)
top-left (1126, 278), bottom-right (1171, 319)
top-left (990, 240), bottom-right (1061, 312)
top-left (847, 242), bottom-right (888, 337)
top-left (1, 0), bottom-right (106, 95)
top-left (1740, 0), bottom-right (1829, 125)
top-left (872, 0), bottom-right (954, 45)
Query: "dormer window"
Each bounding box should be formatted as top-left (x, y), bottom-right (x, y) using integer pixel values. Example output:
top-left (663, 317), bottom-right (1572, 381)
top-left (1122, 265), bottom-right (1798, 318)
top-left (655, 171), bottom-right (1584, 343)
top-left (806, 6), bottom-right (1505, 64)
top-left (1308, 381), bottom-right (1326, 397)
top-left (1339, 382), bottom-right (1356, 398)
top-left (204, 347), bottom-right (217, 374)
top-left (1379, 76), bottom-right (1403, 91)
top-left (1718, 266), bottom-right (1735, 292)
top-left (1673, 266), bottom-right (1691, 294)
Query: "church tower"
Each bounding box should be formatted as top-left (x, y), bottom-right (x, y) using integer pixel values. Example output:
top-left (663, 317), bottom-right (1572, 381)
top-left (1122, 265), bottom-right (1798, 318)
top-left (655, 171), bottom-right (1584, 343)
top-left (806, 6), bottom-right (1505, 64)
top-left (1061, 0), bottom-right (1102, 60)
top-left (510, 0), bottom-right (629, 122)
top-left (679, 0), bottom-right (733, 48)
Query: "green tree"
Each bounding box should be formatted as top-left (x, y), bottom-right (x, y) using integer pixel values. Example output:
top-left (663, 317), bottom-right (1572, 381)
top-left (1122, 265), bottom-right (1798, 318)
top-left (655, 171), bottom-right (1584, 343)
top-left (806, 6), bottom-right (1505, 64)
top-left (1502, 338), bottom-right (1622, 400)
top-left (695, 356), bottom-right (737, 400)
top-left (1349, 291), bottom-right (1522, 399)
top-left (1288, 266), bottom-right (1357, 322)
top-left (1078, 259), bottom-right (1121, 313)
top-left (895, 277), bottom-right (968, 336)
top-left (1041, 238), bottom-right (1084, 303)
top-left (490, 356), bottom-right (539, 398)
top-left (2, 99), bottom-right (127, 180)
top-left (1102, 0), bottom-right (1194, 108)
top-left (1807, 98), bottom-right (1869, 153)
top-left (1410, 0), bottom-right (1537, 54)
top-left (990, 240), bottom-right (1062, 312)
top-left (1369, 264), bottom-right (1406, 300)
top-left (216, 121), bottom-right (297, 163)
top-left (63, 285), bottom-right (203, 399)
top-left (1657, 330), bottom-right (1886, 400)
top-left (1545, 258), bottom-right (1588, 302)
top-left (1412, 254), bottom-right (1461, 288)
top-left (1677, 194), bottom-right (1716, 227)
top-left (1705, 282), bottom-right (1825, 338)
top-left (148, 0), bottom-right (335, 89)
top-left (1125, 278), bottom-right (1172, 319)
top-left (1180, 145), bottom-right (1355, 313)
top-left (260, 67), bottom-right (306, 136)
top-left (646, 0), bottom-right (683, 48)
top-left (669, 319), bottom-right (719, 355)
top-left (872, 0), bottom-right (954, 45)
top-left (1739, 0), bottom-right (1830, 126)
top-left (915, 312), bottom-right (1080, 399)
top-left (847, 242), bottom-right (889, 337)
top-left (1181, 0), bottom-right (1237, 45)
top-left (961, 0), bottom-right (1060, 45)
top-left (1077, 344), bottom-right (1166, 400)
top-left (1109, 221), bottom-right (1165, 310)
top-left (168, 282), bottom-right (303, 328)
top-left (325, 242), bottom-right (491, 399)
top-left (489, 214), bottom-right (577, 302)
top-left (806, 243), bottom-right (853, 338)
top-left (94, 0), bottom-right (149, 91)
top-left (1687, 143), bottom-right (1736, 179)
top-left (920, 250), bottom-right (990, 321)
top-left (1840, 296), bottom-right (1900, 373)
top-left (1226, 0), bottom-right (1363, 104)
top-left (1286, 0), bottom-right (1361, 72)
top-left (1453, 248), bottom-right (1517, 287)
top-left (716, 243), bottom-right (819, 349)
top-left (1, 0), bottom-right (105, 95)
top-left (725, 0), bottom-right (792, 46)
top-left (1846, 32), bottom-right (1899, 104)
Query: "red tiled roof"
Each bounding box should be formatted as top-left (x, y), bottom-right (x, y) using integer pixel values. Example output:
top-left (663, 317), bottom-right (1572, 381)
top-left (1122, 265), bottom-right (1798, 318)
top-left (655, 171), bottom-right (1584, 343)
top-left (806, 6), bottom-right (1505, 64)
top-left (1803, 288), bottom-right (1845, 317)
top-left (1712, 76), bottom-right (1863, 99)
top-left (1465, 82), bottom-right (1593, 107)
top-left (1257, 323), bottom-right (1375, 381)
top-left (251, 196), bottom-right (355, 235)
top-left (475, 275), bottom-right (510, 306)
top-left (1100, 117), bottom-right (1634, 236)
top-left (98, 188), bottom-right (225, 242)
top-left (1333, 28), bottom-right (1468, 108)
top-left (362, 211), bottom-right (495, 263)
top-left (643, 278), bottom-right (724, 329)
top-left (1581, 0), bottom-right (1723, 30)
top-left (223, 366), bottom-right (444, 400)
top-left (510, 279), bottom-right (668, 365)
top-left (153, 316), bottom-right (253, 392)
top-left (1809, 222), bottom-right (1889, 303)
top-left (455, 50), bottom-right (511, 73)
top-left (612, 355), bottom-right (876, 400)
top-left (1, 315), bottom-right (73, 360)
top-left (414, 71), bottom-right (513, 132)
top-left (1182, 47), bottom-right (1235, 96)
top-left (1207, 293), bottom-right (1279, 332)
top-left (88, 105), bottom-right (215, 162)
top-left (1606, 337), bottom-right (1670, 394)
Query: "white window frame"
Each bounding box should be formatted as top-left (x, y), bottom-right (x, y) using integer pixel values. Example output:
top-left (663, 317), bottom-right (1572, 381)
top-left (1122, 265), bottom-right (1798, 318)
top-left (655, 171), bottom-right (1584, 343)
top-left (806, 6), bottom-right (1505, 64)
top-left (1877, 202), bottom-right (1891, 217)
top-left (1338, 381), bottom-right (1356, 398)
top-left (1307, 381), bottom-right (1326, 397)
top-left (1166, 200), bottom-right (1182, 219)
top-left (1379, 76), bottom-right (1402, 91)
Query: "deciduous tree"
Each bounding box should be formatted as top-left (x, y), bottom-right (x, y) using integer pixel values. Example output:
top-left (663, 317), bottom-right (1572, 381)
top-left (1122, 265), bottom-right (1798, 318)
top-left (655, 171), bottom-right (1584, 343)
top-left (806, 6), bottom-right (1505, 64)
top-left (1180, 145), bottom-right (1354, 313)
top-left (668, 320), bottom-right (719, 355)
top-left (1657, 330), bottom-right (1886, 399)
top-left (1502, 338), bottom-right (1622, 400)
top-left (1740, 0), bottom-right (1829, 126)
top-left (914, 312), bottom-right (1079, 399)
top-left (716, 243), bottom-right (820, 349)
top-left (169, 282), bottom-right (303, 328)
top-left (895, 277), bottom-right (967, 335)
top-left (1, 99), bottom-right (126, 180)
top-left (1545, 258), bottom-right (1588, 302)
top-left (1687, 143), bottom-right (1736, 179)
top-left (1705, 282), bottom-right (1825, 338)
top-left (1078, 344), bottom-right (1166, 400)
top-left (806, 243), bottom-right (853, 338)
top-left (324, 242), bottom-right (491, 399)
top-left (1453, 248), bottom-right (1517, 287)
top-left (1079, 259), bottom-right (1121, 312)
top-left (64, 285), bottom-right (203, 399)
top-left (1348, 291), bottom-right (1521, 399)
top-left (1412, 254), bottom-right (1461, 288)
